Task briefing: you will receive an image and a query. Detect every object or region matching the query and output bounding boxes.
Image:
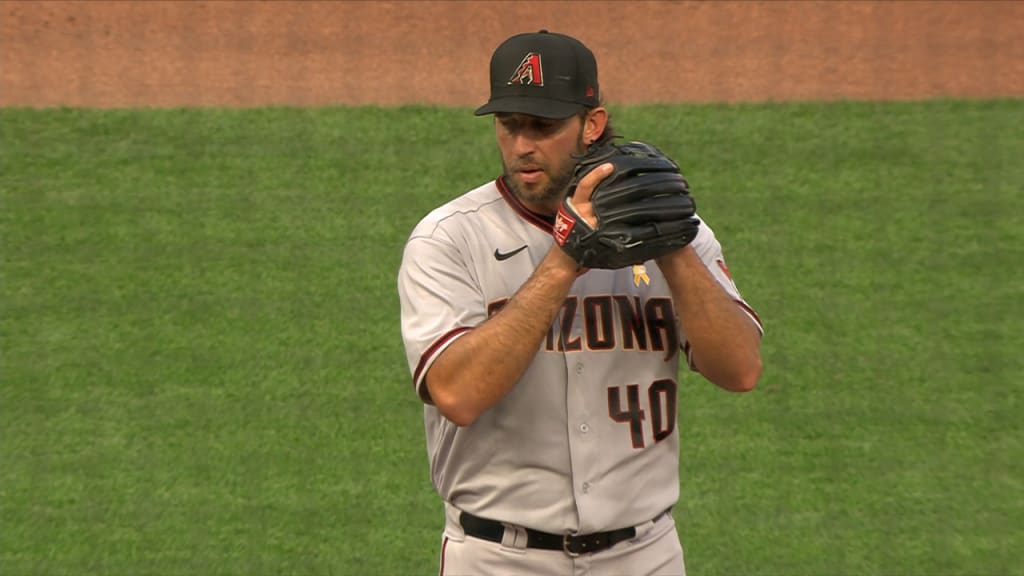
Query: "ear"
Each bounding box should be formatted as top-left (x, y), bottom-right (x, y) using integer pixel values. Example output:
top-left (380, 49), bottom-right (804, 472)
top-left (583, 107), bottom-right (608, 145)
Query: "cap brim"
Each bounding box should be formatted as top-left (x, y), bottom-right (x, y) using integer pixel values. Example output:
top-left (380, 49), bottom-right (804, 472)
top-left (474, 97), bottom-right (584, 119)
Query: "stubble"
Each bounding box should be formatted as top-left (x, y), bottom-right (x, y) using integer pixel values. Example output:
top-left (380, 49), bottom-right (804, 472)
top-left (503, 129), bottom-right (587, 209)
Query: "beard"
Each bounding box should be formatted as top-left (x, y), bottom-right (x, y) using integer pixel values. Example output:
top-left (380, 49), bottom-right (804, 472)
top-left (502, 130), bottom-right (587, 208)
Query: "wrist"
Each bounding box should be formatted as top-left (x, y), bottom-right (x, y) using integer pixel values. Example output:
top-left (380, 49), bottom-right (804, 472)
top-left (544, 245), bottom-right (587, 279)
top-left (654, 245), bottom-right (696, 273)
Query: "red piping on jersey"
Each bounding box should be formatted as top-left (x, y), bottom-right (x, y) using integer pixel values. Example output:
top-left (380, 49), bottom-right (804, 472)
top-left (496, 177), bottom-right (556, 232)
top-left (439, 536), bottom-right (448, 576)
top-left (735, 299), bottom-right (765, 335)
top-left (414, 326), bottom-right (473, 403)
top-left (683, 299), bottom-right (763, 372)
top-left (683, 341), bottom-right (696, 371)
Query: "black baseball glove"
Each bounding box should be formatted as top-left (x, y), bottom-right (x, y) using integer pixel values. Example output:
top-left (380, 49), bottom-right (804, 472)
top-left (553, 140), bottom-right (700, 269)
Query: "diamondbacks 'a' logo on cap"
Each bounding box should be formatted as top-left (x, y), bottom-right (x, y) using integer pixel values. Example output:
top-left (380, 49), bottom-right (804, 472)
top-left (508, 52), bottom-right (544, 86)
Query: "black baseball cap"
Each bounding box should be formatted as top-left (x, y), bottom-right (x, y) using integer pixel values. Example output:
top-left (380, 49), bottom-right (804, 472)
top-left (474, 30), bottom-right (600, 119)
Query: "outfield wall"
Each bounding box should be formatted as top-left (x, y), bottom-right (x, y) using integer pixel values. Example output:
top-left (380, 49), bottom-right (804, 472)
top-left (2, 0), bottom-right (1022, 108)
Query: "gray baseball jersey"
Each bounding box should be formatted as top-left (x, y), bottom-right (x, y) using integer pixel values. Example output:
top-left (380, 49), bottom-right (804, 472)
top-left (398, 177), bottom-right (762, 535)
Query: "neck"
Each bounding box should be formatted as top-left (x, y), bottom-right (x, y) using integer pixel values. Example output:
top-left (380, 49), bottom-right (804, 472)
top-left (500, 175), bottom-right (565, 218)
top-left (520, 198), bottom-right (561, 218)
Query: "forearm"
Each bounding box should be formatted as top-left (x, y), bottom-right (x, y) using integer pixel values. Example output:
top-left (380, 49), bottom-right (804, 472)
top-left (657, 247), bottom-right (763, 392)
top-left (426, 247), bottom-right (579, 425)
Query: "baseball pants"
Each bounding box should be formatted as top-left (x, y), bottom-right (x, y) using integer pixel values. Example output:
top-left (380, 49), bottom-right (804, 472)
top-left (437, 502), bottom-right (686, 576)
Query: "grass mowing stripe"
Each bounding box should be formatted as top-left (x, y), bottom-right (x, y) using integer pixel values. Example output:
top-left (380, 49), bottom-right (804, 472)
top-left (616, 100), bottom-right (1023, 575)
top-left (2, 100), bottom-right (1021, 575)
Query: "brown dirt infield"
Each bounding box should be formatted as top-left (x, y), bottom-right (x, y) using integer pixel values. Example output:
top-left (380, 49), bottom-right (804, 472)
top-left (2, 1), bottom-right (1021, 108)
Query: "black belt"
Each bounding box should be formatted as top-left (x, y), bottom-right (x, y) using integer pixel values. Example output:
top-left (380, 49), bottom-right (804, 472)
top-left (459, 511), bottom-right (655, 557)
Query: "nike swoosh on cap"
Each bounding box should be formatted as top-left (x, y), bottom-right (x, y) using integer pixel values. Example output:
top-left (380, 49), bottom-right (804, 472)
top-left (494, 245), bottom-right (528, 261)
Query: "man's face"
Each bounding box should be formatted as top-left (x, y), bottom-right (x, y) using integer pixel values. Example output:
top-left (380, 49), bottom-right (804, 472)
top-left (495, 112), bottom-right (586, 210)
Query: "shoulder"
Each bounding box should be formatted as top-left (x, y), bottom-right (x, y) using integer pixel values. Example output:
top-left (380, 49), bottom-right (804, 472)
top-left (407, 180), bottom-right (503, 242)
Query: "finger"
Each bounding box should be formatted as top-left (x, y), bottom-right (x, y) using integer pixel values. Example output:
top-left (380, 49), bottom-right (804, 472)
top-left (572, 163), bottom-right (614, 205)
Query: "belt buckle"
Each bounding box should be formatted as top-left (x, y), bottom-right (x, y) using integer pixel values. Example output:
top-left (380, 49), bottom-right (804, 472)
top-left (562, 530), bottom-right (580, 557)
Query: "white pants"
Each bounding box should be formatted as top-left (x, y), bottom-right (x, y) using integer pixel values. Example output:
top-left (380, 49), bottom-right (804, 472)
top-left (438, 503), bottom-right (686, 576)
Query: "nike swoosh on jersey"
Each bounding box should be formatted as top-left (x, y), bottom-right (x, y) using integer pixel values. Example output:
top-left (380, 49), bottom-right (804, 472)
top-left (494, 245), bottom-right (528, 261)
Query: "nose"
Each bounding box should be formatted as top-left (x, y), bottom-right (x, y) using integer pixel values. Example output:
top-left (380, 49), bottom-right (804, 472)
top-left (510, 130), bottom-right (538, 158)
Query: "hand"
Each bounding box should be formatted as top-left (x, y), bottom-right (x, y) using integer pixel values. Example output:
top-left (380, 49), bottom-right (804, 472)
top-left (563, 162), bottom-right (614, 228)
top-left (551, 162), bottom-right (613, 275)
top-left (554, 141), bottom-right (698, 270)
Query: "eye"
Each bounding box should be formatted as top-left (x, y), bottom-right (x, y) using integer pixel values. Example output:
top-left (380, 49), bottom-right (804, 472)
top-left (497, 116), bottom-right (520, 132)
top-left (529, 119), bottom-right (562, 136)
top-left (497, 115), bottom-right (562, 136)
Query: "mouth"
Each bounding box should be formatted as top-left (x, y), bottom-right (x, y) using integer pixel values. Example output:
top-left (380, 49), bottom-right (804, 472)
top-left (516, 166), bottom-right (545, 184)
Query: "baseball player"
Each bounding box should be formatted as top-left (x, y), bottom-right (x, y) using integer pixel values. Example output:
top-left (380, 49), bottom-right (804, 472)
top-left (398, 30), bottom-right (764, 575)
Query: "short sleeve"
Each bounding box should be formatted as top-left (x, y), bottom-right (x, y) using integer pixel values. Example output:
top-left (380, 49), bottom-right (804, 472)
top-left (397, 231), bottom-right (487, 403)
top-left (679, 218), bottom-right (764, 370)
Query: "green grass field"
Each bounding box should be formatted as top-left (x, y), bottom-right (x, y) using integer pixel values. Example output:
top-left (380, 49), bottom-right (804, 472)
top-left (2, 100), bottom-right (1022, 575)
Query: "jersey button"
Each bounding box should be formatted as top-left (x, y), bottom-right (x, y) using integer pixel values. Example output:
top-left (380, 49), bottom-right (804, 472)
top-left (575, 362), bottom-right (584, 374)
top-left (582, 482), bottom-right (590, 494)
top-left (579, 423), bottom-right (590, 433)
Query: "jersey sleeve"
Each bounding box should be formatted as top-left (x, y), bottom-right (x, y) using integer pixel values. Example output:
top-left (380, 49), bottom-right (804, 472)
top-left (680, 217), bottom-right (765, 370)
top-left (397, 230), bottom-right (487, 404)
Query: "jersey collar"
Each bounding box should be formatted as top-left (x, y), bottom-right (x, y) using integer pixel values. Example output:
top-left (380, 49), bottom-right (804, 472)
top-left (496, 176), bottom-right (556, 233)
